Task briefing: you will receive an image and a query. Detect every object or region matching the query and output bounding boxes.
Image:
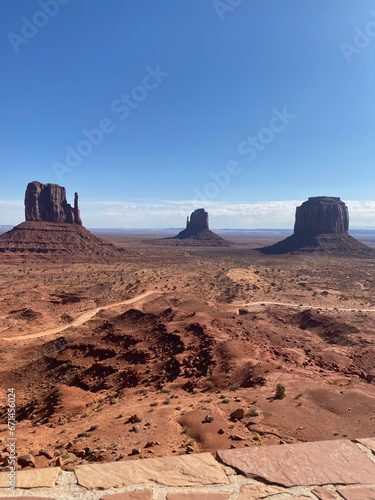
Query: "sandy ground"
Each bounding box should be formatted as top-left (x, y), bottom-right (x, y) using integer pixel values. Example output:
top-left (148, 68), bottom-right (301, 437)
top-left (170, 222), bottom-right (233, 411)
top-left (0, 233), bottom-right (374, 471)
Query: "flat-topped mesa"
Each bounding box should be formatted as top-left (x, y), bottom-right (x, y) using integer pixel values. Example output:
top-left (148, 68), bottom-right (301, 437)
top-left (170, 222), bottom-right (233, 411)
top-left (258, 195), bottom-right (372, 255)
top-left (25, 181), bottom-right (82, 225)
top-left (294, 196), bottom-right (349, 235)
top-left (186, 208), bottom-right (209, 231)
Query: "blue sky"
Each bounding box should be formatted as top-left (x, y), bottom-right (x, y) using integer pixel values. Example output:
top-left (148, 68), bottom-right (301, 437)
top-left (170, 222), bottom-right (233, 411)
top-left (1, 0), bottom-right (375, 228)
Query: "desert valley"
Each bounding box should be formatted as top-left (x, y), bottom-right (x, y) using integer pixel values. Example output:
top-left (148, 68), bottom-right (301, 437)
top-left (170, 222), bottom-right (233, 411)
top-left (0, 182), bottom-right (374, 473)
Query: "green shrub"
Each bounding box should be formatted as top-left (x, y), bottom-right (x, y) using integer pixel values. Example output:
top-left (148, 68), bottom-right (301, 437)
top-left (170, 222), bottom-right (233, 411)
top-left (275, 384), bottom-right (286, 399)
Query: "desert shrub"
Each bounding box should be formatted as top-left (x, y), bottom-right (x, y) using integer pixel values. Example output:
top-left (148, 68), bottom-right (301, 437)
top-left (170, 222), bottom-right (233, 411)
top-left (229, 383), bottom-right (240, 392)
top-left (249, 407), bottom-right (260, 417)
top-left (275, 384), bottom-right (286, 399)
top-left (160, 387), bottom-right (171, 394)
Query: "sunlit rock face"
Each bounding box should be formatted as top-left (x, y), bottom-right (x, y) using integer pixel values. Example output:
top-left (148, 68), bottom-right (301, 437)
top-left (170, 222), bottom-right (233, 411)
top-left (25, 181), bottom-right (82, 225)
top-left (294, 197), bottom-right (349, 235)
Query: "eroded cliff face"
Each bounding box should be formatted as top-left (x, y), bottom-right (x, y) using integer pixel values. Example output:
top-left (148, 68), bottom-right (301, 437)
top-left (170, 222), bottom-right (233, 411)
top-left (294, 197), bottom-right (349, 235)
top-left (25, 181), bottom-right (82, 225)
top-left (186, 209), bottom-right (209, 231)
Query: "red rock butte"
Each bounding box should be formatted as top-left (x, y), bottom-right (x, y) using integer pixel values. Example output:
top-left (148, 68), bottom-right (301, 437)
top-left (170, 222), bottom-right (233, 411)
top-left (0, 181), bottom-right (132, 262)
top-left (172, 208), bottom-right (231, 246)
top-left (25, 181), bottom-right (82, 225)
top-left (260, 196), bottom-right (373, 255)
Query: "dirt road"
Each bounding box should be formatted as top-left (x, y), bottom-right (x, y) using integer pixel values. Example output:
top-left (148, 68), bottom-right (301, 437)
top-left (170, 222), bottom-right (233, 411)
top-left (4, 292), bottom-right (373, 342)
top-left (236, 300), bottom-right (375, 313)
top-left (3, 290), bottom-right (162, 341)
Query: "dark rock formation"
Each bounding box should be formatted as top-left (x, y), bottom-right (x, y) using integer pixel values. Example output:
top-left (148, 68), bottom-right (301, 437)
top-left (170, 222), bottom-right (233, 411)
top-left (25, 181), bottom-right (82, 225)
top-left (147, 208), bottom-right (232, 246)
top-left (294, 197), bottom-right (349, 235)
top-left (168, 208), bottom-right (232, 246)
top-left (0, 181), bottom-right (135, 262)
top-left (188, 208), bottom-right (209, 231)
top-left (175, 209), bottom-right (210, 239)
top-left (259, 196), bottom-right (372, 255)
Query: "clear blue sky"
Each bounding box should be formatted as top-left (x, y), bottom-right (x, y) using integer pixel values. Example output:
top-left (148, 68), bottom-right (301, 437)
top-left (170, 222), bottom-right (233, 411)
top-left (1, 0), bottom-right (375, 227)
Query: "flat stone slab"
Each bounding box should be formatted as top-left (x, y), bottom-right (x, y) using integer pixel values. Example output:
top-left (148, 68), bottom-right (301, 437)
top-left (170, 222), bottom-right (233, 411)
top-left (75, 452), bottom-right (229, 490)
top-left (0, 498), bottom-right (54, 500)
top-left (337, 487), bottom-right (375, 500)
top-left (237, 483), bottom-right (284, 499)
top-left (312, 487), bottom-right (338, 500)
top-left (166, 494), bottom-right (231, 500)
top-left (217, 439), bottom-right (375, 487)
top-left (100, 490), bottom-right (154, 500)
top-left (355, 438), bottom-right (375, 455)
top-left (0, 467), bottom-right (61, 489)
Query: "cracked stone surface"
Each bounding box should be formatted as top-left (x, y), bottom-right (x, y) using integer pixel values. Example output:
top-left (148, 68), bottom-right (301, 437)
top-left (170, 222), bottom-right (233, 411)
top-left (217, 440), bottom-right (375, 487)
top-left (75, 452), bottom-right (229, 490)
top-left (237, 483), bottom-right (284, 499)
top-left (0, 467), bottom-right (61, 489)
top-left (312, 486), bottom-right (338, 499)
top-left (100, 490), bottom-right (154, 500)
top-left (166, 493), bottom-right (231, 500)
top-left (355, 438), bottom-right (375, 455)
top-left (336, 487), bottom-right (375, 500)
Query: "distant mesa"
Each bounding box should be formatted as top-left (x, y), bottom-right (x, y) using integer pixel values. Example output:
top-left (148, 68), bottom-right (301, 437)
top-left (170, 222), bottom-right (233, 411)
top-left (172, 208), bottom-right (231, 246)
top-left (145, 208), bottom-right (232, 247)
top-left (174, 208), bottom-right (209, 239)
top-left (0, 181), bottom-right (132, 262)
top-left (259, 196), bottom-right (373, 255)
top-left (25, 181), bottom-right (82, 225)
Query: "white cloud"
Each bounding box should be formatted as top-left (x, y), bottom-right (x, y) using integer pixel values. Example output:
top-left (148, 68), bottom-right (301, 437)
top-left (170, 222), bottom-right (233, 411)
top-left (2, 198), bottom-right (375, 229)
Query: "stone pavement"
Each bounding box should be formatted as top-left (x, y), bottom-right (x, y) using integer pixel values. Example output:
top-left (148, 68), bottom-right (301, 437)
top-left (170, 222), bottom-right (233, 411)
top-left (0, 438), bottom-right (374, 500)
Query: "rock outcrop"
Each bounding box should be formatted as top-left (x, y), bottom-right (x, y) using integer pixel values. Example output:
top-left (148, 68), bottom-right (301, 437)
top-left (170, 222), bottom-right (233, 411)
top-left (170, 209), bottom-right (231, 246)
top-left (176, 209), bottom-right (210, 239)
top-left (0, 181), bottom-right (134, 262)
top-left (294, 197), bottom-right (349, 235)
top-left (147, 209), bottom-right (232, 247)
top-left (259, 196), bottom-right (372, 255)
top-left (25, 181), bottom-right (82, 225)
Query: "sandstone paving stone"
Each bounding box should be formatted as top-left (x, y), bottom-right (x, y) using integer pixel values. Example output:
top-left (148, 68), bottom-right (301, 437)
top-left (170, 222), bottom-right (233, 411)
top-left (312, 487), bottom-right (338, 499)
top-left (100, 490), bottom-right (154, 500)
top-left (237, 483), bottom-right (284, 499)
top-left (290, 497), bottom-right (313, 500)
top-left (354, 438), bottom-right (375, 455)
top-left (336, 487), bottom-right (375, 500)
top-left (217, 440), bottom-right (375, 487)
top-left (0, 498), bottom-right (54, 500)
top-left (166, 493), bottom-right (231, 500)
top-left (292, 497), bottom-right (315, 500)
top-left (75, 452), bottom-right (230, 490)
top-left (0, 467), bottom-right (61, 488)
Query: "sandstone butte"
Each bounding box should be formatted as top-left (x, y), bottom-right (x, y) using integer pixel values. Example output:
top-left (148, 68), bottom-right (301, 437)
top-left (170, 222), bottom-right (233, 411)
top-left (259, 196), bottom-right (373, 255)
top-left (0, 181), bottom-right (134, 262)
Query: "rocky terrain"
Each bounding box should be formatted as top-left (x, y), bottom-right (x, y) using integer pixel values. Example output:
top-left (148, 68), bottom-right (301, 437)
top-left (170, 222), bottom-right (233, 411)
top-left (0, 233), bottom-right (374, 472)
top-left (0, 191), bottom-right (374, 475)
top-left (260, 196), bottom-right (373, 255)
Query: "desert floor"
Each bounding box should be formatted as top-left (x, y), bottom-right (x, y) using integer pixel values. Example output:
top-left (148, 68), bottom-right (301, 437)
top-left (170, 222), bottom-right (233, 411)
top-left (0, 232), bottom-right (374, 470)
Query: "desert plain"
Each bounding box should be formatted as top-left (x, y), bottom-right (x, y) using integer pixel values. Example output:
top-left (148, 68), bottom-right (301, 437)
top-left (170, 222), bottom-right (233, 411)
top-left (0, 231), bottom-right (374, 471)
